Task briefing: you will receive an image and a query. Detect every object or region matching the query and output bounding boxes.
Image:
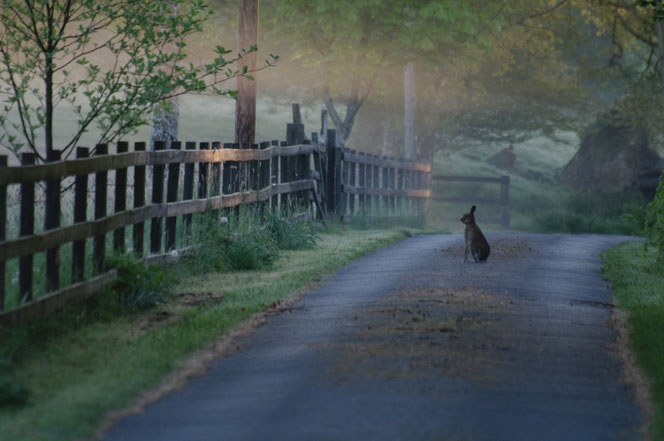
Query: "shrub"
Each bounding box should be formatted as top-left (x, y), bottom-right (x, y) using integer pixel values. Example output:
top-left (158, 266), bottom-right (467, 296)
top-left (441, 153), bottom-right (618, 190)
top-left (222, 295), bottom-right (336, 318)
top-left (265, 211), bottom-right (317, 250)
top-left (0, 356), bottom-right (28, 407)
top-left (106, 254), bottom-right (174, 310)
top-left (645, 171), bottom-right (664, 259)
top-left (189, 211), bottom-right (278, 272)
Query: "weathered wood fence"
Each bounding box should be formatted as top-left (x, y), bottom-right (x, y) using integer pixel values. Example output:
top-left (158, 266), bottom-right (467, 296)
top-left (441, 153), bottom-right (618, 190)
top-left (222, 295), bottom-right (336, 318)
top-left (0, 140), bottom-right (323, 326)
top-left (431, 174), bottom-right (510, 228)
top-left (0, 106), bottom-right (432, 327)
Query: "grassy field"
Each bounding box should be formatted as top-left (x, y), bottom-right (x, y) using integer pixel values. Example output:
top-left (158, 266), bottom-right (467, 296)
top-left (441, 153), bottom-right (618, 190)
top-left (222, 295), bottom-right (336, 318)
top-left (430, 133), bottom-right (646, 235)
top-left (0, 225), bottom-right (415, 441)
top-left (603, 242), bottom-right (664, 440)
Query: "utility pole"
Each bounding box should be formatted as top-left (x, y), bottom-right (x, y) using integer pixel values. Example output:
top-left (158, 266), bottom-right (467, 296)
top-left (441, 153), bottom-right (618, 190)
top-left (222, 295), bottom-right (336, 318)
top-left (235, 0), bottom-right (259, 144)
top-left (404, 61), bottom-right (416, 160)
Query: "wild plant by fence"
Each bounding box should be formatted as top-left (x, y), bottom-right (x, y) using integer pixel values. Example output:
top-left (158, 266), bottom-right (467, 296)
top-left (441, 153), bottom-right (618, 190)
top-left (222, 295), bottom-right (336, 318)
top-left (0, 106), bottom-right (432, 327)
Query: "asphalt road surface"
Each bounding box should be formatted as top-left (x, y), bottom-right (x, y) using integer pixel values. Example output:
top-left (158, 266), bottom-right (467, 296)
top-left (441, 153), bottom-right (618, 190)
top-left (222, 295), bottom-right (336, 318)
top-left (99, 233), bottom-right (643, 441)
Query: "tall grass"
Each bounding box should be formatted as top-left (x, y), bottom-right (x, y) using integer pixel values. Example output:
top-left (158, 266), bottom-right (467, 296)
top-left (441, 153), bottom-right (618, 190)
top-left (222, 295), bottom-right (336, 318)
top-left (603, 242), bottom-right (664, 439)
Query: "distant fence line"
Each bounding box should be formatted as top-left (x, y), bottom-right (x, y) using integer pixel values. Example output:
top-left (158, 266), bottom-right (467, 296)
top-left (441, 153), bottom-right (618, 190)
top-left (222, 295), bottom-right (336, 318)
top-left (0, 105), bottom-right (432, 327)
top-left (431, 174), bottom-right (510, 228)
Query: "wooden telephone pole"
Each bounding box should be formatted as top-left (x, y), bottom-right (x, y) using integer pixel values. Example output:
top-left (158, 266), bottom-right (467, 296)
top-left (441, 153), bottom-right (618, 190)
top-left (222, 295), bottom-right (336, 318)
top-left (235, 0), bottom-right (259, 144)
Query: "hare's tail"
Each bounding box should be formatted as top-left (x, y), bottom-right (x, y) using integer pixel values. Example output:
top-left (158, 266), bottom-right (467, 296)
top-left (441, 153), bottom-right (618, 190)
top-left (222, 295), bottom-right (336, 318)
top-left (473, 251), bottom-right (489, 263)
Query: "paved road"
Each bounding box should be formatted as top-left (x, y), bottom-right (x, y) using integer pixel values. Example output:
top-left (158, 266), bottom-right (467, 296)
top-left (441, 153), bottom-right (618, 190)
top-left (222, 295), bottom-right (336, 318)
top-left (99, 233), bottom-right (643, 441)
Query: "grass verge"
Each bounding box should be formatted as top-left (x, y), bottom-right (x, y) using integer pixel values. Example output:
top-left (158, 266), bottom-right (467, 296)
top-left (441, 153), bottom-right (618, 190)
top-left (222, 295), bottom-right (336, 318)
top-left (603, 242), bottom-right (664, 439)
top-left (0, 227), bottom-right (413, 441)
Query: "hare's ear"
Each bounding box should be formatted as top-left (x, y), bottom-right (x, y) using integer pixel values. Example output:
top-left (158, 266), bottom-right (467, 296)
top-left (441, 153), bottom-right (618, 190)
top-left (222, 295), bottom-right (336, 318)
top-left (470, 205), bottom-right (476, 214)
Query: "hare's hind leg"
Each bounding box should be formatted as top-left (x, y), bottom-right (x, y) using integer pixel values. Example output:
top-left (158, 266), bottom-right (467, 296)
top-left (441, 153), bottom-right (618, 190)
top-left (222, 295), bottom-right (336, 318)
top-left (472, 250), bottom-right (480, 263)
top-left (464, 244), bottom-right (470, 262)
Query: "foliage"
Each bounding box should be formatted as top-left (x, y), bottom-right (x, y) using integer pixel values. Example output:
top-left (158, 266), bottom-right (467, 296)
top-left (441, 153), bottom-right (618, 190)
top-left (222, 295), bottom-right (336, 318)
top-left (603, 242), bottom-right (664, 439)
top-left (265, 211), bottom-right (317, 250)
top-left (645, 171), bottom-right (664, 259)
top-left (638, 0), bottom-right (664, 22)
top-left (106, 253), bottom-right (175, 310)
top-left (264, 0), bottom-right (507, 146)
top-left (0, 0), bottom-right (277, 161)
top-left (0, 355), bottom-right (29, 407)
top-left (188, 211), bottom-right (278, 272)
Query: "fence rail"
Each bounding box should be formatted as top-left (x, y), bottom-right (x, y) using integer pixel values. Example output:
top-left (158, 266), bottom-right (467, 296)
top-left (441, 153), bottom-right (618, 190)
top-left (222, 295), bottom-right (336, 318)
top-left (0, 135), bottom-right (324, 326)
top-left (0, 105), bottom-right (433, 327)
top-left (431, 174), bottom-right (510, 228)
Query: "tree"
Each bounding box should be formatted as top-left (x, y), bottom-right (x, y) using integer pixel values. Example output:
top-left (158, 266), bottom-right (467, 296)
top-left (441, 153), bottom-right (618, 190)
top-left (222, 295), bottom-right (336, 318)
top-left (266, 0), bottom-right (506, 147)
top-left (0, 0), bottom-right (277, 162)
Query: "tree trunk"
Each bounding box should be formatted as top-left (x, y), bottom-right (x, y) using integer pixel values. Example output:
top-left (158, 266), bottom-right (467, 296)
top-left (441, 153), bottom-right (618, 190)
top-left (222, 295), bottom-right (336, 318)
top-left (324, 92), bottom-right (362, 147)
top-left (235, 0), bottom-right (259, 144)
top-left (150, 98), bottom-right (179, 150)
top-left (657, 0), bottom-right (664, 94)
top-left (381, 121), bottom-right (392, 157)
top-left (150, 2), bottom-right (181, 150)
top-left (404, 61), bottom-right (416, 160)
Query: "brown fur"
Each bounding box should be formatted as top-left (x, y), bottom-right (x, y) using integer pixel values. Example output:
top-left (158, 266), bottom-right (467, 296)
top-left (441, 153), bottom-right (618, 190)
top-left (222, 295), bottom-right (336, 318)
top-left (460, 205), bottom-right (490, 263)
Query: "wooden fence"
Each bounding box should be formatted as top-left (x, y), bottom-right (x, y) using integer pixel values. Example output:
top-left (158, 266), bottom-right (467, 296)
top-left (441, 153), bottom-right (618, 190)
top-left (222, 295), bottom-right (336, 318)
top-left (431, 174), bottom-right (510, 228)
top-left (0, 106), bottom-right (431, 327)
top-left (335, 149), bottom-right (431, 220)
top-left (0, 139), bottom-right (324, 326)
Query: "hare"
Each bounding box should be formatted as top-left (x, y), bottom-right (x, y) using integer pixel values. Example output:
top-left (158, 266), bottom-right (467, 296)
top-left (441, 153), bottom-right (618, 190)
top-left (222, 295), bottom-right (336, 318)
top-left (460, 205), bottom-right (490, 263)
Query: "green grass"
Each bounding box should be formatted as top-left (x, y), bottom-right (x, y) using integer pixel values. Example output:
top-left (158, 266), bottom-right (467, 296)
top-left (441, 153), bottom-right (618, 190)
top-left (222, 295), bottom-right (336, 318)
top-left (0, 227), bottom-right (412, 441)
top-left (603, 242), bottom-right (664, 439)
top-left (431, 134), bottom-right (646, 235)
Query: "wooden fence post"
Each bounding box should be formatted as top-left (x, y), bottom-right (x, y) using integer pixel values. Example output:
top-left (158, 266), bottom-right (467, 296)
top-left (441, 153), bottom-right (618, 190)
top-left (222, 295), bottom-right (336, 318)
top-left (325, 130), bottom-right (336, 218)
top-left (211, 142), bottom-right (222, 218)
top-left (404, 164), bottom-right (411, 211)
top-left (358, 152), bottom-right (365, 214)
top-left (334, 144), bottom-right (343, 220)
top-left (280, 141), bottom-right (289, 213)
top-left (183, 142), bottom-right (196, 240)
top-left (73, 147), bottom-right (89, 282)
top-left (259, 141), bottom-right (271, 215)
top-left (501, 175), bottom-right (510, 229)
top-left (239, 142), bottom-right (250, 194)
top-left (341, 148), bottom-right (349, 219)
top-left (270, 140), bottom-right (279, 210)
top-left (93, 144), bottom-right (108, 274)
top-left (45, 149), bottom-right (61, 292)
top-left (0, 156), bottom-right (6, 310)
top-left (166, 141), bottom-right (181, 251)
top-left (372, 154), bottom-right (380, 213)
top-left (113, 142), bottom-right (128, 253)
top-left (251, 143), bottom-right (259, 192)
top-left (220, 142), bottom-right (231, 197)
top-left (382, 155), bottom-right (389, 213)
top-left (133, 142), bottom-right (146, 256)
top-left (389, 157), bottom-right (396, 214)
top-left (397, 159), bottom-right (404, 213)
top-left (19, 153), bottom-right (36, 301)
top-left (416, 169), bottom-right (424, 212)
top-left (150, 141), bottom-right (165, 254)
top-left (231, 143), bottom-right (240, 208)
top-left (311, 133), bottom-right (326, 220)
top-left (198, 142), bottom-right (210, 200)
top-left (349, 150), bottom-right (356, 216)
top-left (365, 154), bottom-right (372, 215)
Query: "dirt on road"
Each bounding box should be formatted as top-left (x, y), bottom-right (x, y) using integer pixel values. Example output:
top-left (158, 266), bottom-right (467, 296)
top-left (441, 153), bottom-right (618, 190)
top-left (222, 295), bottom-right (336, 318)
top-left (99, 233), bottom-right (646, 441)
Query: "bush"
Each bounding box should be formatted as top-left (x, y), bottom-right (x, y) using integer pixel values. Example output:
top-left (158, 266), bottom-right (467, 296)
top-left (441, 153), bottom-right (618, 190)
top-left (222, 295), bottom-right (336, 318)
top-left (189, 211), bottom-right (278, 272)
top-left (645, 171), bottom-right (664, 259)
top-left (106, 254), bottom-right (174, 310)
top-left (0, 356), bottom-right (28, 407)
top-left (265, 211), bottom-right (317, 250)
